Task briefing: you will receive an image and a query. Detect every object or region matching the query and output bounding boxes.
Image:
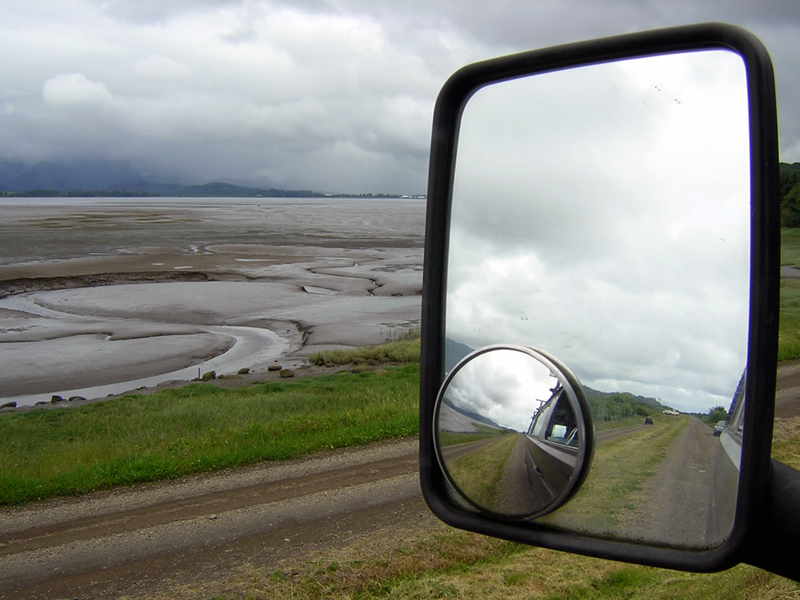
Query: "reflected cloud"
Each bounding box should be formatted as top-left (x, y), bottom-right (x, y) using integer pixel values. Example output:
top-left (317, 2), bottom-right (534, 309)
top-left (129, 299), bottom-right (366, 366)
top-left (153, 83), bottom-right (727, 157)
top-left (446, 51), bottom-right (750, 413)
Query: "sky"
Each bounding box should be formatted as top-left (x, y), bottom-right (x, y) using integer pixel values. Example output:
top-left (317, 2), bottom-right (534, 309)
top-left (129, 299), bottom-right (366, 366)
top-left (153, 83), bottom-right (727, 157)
top-left (0, 1), bottom-right (799, 194)
top-left (443, 347), bottom-right (560, 432)
top-left (445, 51), bottom-right (751, 414)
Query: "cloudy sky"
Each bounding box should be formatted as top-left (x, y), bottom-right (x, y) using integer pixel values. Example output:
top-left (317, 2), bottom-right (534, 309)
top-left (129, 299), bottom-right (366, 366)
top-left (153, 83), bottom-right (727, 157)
top-left (444, 347), bottom-right (560, 432)
top-left (446, 51), bottom-right (751, 414)
top-left (0, 0), bottom-right (798, 193)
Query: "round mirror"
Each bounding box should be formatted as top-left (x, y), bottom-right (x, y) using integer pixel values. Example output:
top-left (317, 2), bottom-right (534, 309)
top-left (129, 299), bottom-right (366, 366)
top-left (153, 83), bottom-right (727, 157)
top-left (434, 345), bottom-right (594, 520)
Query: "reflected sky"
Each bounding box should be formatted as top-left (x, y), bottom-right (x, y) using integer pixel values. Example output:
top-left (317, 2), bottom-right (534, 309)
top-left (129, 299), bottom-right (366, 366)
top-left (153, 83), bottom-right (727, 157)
top-left (446, 51), bottom-right (750, 413)
top-left (444, 348), bottom-right (558, 431)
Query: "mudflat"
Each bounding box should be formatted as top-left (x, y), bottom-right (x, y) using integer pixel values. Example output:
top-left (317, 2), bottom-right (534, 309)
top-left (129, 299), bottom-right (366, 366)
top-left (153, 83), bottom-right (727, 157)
top-left (0, 198), bottom-right (425, 405)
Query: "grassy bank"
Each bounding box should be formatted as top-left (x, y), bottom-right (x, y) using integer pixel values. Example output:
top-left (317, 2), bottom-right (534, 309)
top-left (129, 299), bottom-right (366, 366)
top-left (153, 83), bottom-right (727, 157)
top-left (308, 331), bottom-right (420, 366)
top-left (0, 364), bottom-right (419, 505)
top-left (190, 525), bottom-right (799, 600)
top-left (781, 229), bottom-right (800, 361)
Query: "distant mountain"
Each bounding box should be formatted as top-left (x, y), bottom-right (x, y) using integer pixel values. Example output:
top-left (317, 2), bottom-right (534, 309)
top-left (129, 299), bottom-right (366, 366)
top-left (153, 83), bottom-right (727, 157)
top-left (444, 338), bottom-right (474, 373)
top-left (108, 181), bottom-right (321, 198)
top-left (441, 395), bottom-right (508, 431)
top-left (780, 162), bottom-right (800, 178)
top-left (0, 159), bottom-right (319, 197)
top-left (583, 385), bottom-right (664, 422)
top-left (0, 159), bottom-right (156, 192)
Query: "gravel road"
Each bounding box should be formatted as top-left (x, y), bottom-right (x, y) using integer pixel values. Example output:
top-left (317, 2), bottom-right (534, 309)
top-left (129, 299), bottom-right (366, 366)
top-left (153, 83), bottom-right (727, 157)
top-left (0, 438), bottom-right (434, 599)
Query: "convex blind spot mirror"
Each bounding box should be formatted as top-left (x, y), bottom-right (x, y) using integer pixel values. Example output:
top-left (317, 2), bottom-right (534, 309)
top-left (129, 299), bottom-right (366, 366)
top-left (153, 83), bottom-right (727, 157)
top-left (434, 345), bottom-right (594, 520)
top-left (420, 23), bottom-right (786, 578)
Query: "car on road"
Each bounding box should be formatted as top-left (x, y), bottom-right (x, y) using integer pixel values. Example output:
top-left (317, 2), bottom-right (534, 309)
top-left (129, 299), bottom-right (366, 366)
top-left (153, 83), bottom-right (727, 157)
top-left (713, 420), bottom-right (728, 436)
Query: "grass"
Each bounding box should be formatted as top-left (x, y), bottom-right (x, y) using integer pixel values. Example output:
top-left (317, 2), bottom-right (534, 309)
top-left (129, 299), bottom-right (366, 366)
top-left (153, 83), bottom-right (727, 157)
top-left (170, 526), bottom-right (800, 600)
top-left (782, 228), bottom-right (800, 269)
top-left (307, 330), bottom-right (419, 366)
top-left (0, 364), bottom-right (419, 505)
top-left (780, 279), bottom-right (800, 361)
top-left (772, 416), bottom-right (800, 470)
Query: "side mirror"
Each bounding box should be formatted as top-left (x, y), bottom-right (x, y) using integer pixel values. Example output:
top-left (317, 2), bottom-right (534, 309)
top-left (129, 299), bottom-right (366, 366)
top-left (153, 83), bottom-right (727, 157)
top-left (420, 23), bottom-right (790, 577)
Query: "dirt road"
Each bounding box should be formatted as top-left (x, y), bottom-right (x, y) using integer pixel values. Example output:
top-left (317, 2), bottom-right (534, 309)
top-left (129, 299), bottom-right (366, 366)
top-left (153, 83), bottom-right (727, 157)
top-left (0, 438), bottom-right (435, 600)
top-left (3, 365), bottom-right (798, 599)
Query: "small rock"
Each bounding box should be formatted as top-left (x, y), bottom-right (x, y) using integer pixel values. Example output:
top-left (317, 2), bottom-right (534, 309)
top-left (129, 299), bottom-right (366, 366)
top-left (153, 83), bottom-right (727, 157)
top-left (0, 401), bottom-right (16, 409)
top-left (237, 367), bottom-right (250, 375)
top-left (201, 371), bottom-right (216, 380)
top-left (68, 396), bottom-right (87, 402)
top-left (51, 395), bottom-right (65, 403)
top-left (35, 401), bottom-right (48, 406)
top-left (268, 364), bottom-right (282, 372)
top-left (279, 369), bottom-right (295, 378)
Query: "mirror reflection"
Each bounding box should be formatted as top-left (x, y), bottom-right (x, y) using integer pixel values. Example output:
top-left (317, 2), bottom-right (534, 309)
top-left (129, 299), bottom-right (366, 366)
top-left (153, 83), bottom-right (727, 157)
top-left (445, 51), bottom-right (749, 547)
top-left (435, 346), bottom-right (593, 519)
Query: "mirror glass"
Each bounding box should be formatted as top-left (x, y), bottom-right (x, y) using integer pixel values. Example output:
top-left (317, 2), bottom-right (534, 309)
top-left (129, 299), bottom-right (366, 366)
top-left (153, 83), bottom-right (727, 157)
top-left (445, 50), bottom-right (749, 548)
top-left (435, 346), bottom-right (593, 519)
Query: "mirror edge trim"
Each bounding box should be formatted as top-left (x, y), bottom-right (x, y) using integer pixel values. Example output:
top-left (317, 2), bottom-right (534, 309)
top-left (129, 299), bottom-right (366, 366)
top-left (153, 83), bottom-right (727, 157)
top-left (420, 22), bottom-right (780, 574)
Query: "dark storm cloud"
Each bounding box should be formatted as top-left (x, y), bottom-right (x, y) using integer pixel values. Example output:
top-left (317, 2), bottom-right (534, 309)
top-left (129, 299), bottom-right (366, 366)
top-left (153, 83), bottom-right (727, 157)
top-left (0, 1), bottom-right (797, 193)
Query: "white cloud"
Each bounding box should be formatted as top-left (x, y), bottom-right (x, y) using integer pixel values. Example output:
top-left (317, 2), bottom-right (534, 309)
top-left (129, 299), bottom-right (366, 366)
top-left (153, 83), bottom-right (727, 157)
top-left (42, 74), bottom-right (118, 108)
top-left (132, 55), bottom-right (192, 80)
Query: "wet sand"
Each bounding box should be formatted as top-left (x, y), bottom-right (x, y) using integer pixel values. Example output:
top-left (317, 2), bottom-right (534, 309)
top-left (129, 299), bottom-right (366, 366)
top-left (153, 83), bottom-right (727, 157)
top-left (0, 199), bottom-right (424, 405)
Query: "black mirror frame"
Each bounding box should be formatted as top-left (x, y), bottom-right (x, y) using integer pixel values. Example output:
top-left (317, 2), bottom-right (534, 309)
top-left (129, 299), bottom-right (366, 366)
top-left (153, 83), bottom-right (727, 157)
top-left (420, 22), bottom-right (780, 573)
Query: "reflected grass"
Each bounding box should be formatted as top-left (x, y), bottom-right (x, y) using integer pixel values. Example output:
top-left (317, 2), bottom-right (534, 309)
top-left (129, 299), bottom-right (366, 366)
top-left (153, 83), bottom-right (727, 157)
top-left (444, 433), bottom-right (519, 509)
top-left (538, 415), bottom-right (687, 531)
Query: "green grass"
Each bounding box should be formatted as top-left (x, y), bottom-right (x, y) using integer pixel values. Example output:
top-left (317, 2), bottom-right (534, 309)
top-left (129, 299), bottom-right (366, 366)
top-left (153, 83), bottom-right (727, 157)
top-left (781, 229), bottom-right (800, 360)
top-left (782, 228), bottom-right (800, 268)
top-left (204, 525), bottom-right (800, 600)
top-left (0, 364), bottom-right (419, 505)
top-left (780, 279), bottom-right (800, 361)
top-left (307, 330), bottom-right (419, 366)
